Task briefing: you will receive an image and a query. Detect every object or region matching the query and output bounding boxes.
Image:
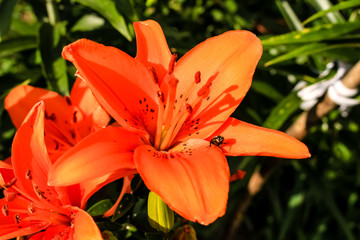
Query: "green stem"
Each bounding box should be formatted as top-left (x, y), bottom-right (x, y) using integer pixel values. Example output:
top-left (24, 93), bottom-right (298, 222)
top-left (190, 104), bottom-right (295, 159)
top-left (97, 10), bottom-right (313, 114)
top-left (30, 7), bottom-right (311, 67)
top-left (45, 0), bottom-right (59, 25)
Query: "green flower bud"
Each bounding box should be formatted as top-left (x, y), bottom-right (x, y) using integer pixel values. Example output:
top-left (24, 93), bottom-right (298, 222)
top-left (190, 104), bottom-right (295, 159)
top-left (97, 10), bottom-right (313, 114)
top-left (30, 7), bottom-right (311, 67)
top-left (147, 191), bottom-right (174, 233)
top-left (171, 225), bottom-right (197, 240)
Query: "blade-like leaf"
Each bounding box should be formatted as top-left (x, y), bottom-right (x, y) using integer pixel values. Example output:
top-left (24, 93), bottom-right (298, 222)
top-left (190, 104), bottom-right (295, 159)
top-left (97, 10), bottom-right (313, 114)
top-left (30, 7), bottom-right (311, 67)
top-left (303, 0), bottom-right (360, 25)
top-left (265, 43), bottom-right (360, 66)
top-left (111, 193), bottom-right (137, 222)
top-left (0, 37), bottom-right (37, 57)
top-left (263, 91), bottom-right (302, 130)
top-left (87, 199), bottom-right (113, 216)
top-left (70, 14), bottom-right (105, 32)
top-left (75, 0), bottom-right (132, 41)
top-left (0, 0), bottom-right (19, 42)
top-left (38, 22), bottom-right (69, 95)
top-left (262, 22), bottom-right (360, 46)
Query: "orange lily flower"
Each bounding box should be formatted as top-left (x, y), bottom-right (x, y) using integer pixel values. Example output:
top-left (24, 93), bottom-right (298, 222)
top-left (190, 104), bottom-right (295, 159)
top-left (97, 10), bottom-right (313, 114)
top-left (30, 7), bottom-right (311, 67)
top-left (5, 80), bottom-right (136, 210)
top-left (49, 20), bottom-right (310, 225)
top-left (5, 78), bottom-right (110, 162)
top-left (0, 102), bottom-right (102, 240)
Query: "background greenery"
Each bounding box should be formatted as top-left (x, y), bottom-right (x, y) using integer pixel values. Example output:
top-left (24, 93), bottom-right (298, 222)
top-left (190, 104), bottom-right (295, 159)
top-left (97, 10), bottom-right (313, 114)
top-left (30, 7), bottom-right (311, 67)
top-left (1, 0), bottom-right (360, 239)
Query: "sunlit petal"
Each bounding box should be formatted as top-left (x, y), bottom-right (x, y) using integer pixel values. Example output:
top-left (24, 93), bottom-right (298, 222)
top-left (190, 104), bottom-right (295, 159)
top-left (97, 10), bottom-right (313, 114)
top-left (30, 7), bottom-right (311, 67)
top-left (134, 139), bottom-right (229, 225)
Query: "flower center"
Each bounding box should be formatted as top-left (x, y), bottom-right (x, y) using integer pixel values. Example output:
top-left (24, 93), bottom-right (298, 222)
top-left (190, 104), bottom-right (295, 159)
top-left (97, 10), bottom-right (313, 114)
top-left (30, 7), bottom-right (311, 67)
top-left (1, 171), bottom-right (72, 227)
top-left (153, 57), bottom-right (215, 150)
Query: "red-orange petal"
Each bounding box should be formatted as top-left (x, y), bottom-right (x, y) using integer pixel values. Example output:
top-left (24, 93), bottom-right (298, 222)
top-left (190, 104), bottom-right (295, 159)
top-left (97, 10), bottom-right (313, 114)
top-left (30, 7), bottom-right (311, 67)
top-left (0, 224), bottom-right (48, 239)
top-left (208, 117), bottom-right (311, 159)
top-left (173, 31), bottom-right (262, 142)
top-left (62, 39), bottom-right (160, 136)
top-left (78, 172), bottom-right (132, 209)
top-left (11, 102), bottom-right (54, 201)
top-left (48, 126), bottom-right (143, 186)
top-left (70, 78), bottom-right (110, 128)
top-left (5, 85), bottom-right (75, 130)
top-left (4, 84), bottom-right (81, 156)
top-left (72, 207), bottom-right (102, 240)
top-left (134, 20), bottom-right (172, 82)
top-left (134, 139), bottom-right (230, 225)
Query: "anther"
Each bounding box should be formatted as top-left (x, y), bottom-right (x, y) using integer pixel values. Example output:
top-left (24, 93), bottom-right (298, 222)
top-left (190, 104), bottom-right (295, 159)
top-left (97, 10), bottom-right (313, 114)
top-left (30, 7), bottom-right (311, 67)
top-left (148, 67), bottom-right (159, 84)
top-left (2, 204), bottom-right (8, 216)
top-left (25, 169), bottom-right (32, 180)
top-left (195, 71), bottom-right (201, 84)
top-left (28, 203), bottom-right (35, 214)
top-left (168, 54), bottom-right (177, 74)
top-left (185, 103), bottom-right (193, 114)
top-left (157, 91), bottom-right (165, 103)
top-left (33, 184), bottom-right (44, 199)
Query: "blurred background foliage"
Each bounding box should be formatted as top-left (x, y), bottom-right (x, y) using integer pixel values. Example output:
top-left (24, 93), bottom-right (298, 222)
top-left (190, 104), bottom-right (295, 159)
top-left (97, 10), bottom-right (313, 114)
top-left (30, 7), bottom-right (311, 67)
top-left (1, 0), bottom-right (360, 239)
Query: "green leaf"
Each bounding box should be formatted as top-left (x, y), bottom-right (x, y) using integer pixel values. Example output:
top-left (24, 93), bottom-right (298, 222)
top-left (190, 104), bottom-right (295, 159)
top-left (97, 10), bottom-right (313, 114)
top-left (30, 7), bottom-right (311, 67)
top-left (0, 0), bottom-right (19, 42)
top-left (111, 193), bottom-right (137, 222)
top-left (38, 22), bottom-right (69, 95)
top-left (303, 0), bottom-right (360, 25)
top-left (263, 91), bottom-right (301, 130)
top-left (275, 0), bottom-right (303, 31)
top-left (261, 22), bottom-right (360, 46)
top-left (71, 14), bottom-right (105, 32)
top-left (251, 80), bottom-right (284, 102)
top-left (87, 199), bottom-right (113, 216)
top-left (0, 37), bottom-right (37, 57)
top-left (75, 0), bottom-right (132, 41)
top-left (265, 43), bottom-right (360, 66)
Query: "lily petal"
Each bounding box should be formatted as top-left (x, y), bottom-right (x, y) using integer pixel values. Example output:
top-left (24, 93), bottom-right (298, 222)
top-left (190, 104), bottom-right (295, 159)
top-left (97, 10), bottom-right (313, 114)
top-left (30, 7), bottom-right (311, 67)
top-left (62, 39), bottom-right (160, 136)
top-left (0, 224), bottom-right (48, 239)
top-left (72, 207), bottom-right (103, 240)
top-left (208, 117), bottom-right (311, 159)
top-left (41, 225), bottom-right (69, 240)
top-left (79, 173), bottom-right (131, 209)
top-left (134, 20), bottom-right (172, 82)
top-left (134, 139), bottom-right (229, 225)
top-left (48, 126), bottom-right (143, 186)
top-left (173, 31), bottom-right (262, 141)
top-left (70, 78), bottom-right (110, 128)
top-left (11, 102), bottom-right (53, 201)
top-left (5, 84), bottom-right (80, 154)
top-left (5, 85), bottom-right (76, 130)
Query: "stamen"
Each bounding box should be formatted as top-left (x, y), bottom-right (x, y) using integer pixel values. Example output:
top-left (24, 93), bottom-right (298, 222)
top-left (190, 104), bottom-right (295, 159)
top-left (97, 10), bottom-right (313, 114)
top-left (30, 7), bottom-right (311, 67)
top-left (148, 67), bottom-right (159, 84)
top-left (163, 76), bottom-right (179, 129)
top-left (33, 184), bottom-right (44, 199)
top-left (168, 54), bottom-right (177, 74)
top-left (157, 91), bottom-right (165, 103)
top-left (2, 204), bottom-right (8, 216)
top-left (26, 169), bottom-right (32, 180)
top-left (28, 203), bottom-right (35, 214)
top-left (186, 104), bottom-right (193, 114)
top-left (4, 178), bottom-right (17, 189)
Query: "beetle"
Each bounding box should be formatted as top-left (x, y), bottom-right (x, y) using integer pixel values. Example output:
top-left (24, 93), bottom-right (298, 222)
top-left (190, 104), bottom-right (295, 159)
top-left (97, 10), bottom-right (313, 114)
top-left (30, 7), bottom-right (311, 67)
top-left (210, 135), bottom-right (224, 148)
